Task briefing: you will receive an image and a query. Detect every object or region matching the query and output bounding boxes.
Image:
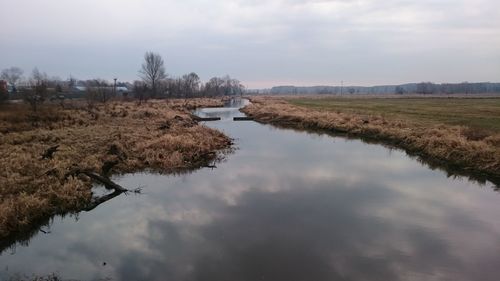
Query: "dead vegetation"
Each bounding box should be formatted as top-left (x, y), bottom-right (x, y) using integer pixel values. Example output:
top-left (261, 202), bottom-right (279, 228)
top-left (0, 98), bottom-right (230, 239)
top-left (242, 97), bottom-right (500, 181)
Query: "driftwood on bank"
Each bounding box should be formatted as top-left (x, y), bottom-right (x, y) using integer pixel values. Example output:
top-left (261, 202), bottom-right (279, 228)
top-left (77, 170), bottom-right (132, 212)
top-left (192, 116), bottom-right (221, 121)
top-left (80, 171), bottom-right (128, 192)
top-left (233, 116), bottom-right (254, 121)
top-left (83, 190), bottom-right (123, 212)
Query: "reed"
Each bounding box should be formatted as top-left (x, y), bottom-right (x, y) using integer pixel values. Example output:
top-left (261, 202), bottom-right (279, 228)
top-left (242, 97), bottom-right (500, 181)
top-left (0, 98), bottom-right (230, 238)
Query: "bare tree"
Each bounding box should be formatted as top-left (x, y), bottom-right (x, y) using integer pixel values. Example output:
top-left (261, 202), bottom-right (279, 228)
top-left (181, 72), bottom-right (201, 98)
top-left (1, 66), bottom-right (24, 88)
top-left (86, 79), bottom-right (111, 104)
top-left (204, 77), bottom-right (224, 96)
top-left (68, 75), bottom-right (77, 92)
top-left (133, 80), bottom-right (149, 104)
top-left (202, 76), bottom-right (244, 97)
top-left (24, 67), bottom-right (48, 112)
top-left (139, 52), bottom-right (166, 98)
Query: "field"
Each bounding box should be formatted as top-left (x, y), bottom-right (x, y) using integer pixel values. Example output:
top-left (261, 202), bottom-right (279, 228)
top-left (242, 96), bottom-right (500, 183)
top-left (0, 98), bottom-right (232, 240)
top-left (289, 97), bottom-right (500, 133)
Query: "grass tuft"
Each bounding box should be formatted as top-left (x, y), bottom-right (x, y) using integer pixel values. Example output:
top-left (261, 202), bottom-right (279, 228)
top-left (0, 98), bottom-right (231, 239)
top-left (242, 97), bottom-right (500, 181)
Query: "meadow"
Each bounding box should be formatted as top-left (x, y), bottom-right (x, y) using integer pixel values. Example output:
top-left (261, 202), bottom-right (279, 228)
top-left (289, 96), bottom-right (500, 133)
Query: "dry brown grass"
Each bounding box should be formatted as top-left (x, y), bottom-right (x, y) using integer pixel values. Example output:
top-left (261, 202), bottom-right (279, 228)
top-left (242, 97), bottom-right (500, 181)
top-left (0, 98), bottom-right (231, 239)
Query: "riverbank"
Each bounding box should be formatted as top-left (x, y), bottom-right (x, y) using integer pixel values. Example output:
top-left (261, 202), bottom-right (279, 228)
top-left (242, 96), bottom-right (500, 182)
top-left (0, 98), bottom-right (232, 239)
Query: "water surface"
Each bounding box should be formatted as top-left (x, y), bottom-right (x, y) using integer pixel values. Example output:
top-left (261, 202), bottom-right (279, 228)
top-left (1, 99), bottom-right (500, 281)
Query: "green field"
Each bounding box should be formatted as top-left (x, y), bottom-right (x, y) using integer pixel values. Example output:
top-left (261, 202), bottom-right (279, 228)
top-left (288, 97), bottom-right (500, 132)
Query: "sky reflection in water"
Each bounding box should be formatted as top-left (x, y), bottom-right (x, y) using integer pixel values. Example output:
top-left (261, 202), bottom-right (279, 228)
top-left (1, 100), bottom-right (500, 281)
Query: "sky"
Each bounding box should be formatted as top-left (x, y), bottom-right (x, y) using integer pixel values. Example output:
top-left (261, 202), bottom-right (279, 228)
top-left (1, 0), bottom-right (499, 88)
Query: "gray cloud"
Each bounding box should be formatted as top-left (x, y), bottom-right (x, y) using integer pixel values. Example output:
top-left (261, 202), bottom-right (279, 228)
top-left (0, 0), bottom-right (499, 87)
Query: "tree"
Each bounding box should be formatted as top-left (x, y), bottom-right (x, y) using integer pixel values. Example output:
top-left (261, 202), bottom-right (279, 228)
top-left (416, 82), bottom-right (435, 95)
top-left (460, 82), bottom-right (471, 95)
top-left (0, 80), bottom-right (8, 102)
top-left (395, 86), bottom-right (405, 95)
top-left (1, 66), bottom-right (23, 87)
top-left (181, 72), bottom-right (201, 98)
top-left (204, 77), bottom-right (224, 96)
top-left (24, 67), bottom-right (48, 112)
top-left (202, 75), bottom-right (244, 97)
top-left (68, 75), bottom-right (77, 92)
top-left (139, 52), bottom-right (166, 98)
top-left (133, 80), bottom-right (149, 104)
top-left (86, 79), bottom-right (111, 103)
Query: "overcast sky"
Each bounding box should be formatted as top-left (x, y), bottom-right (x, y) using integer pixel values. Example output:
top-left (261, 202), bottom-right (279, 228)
top-left (1, 0), bottom-right (499, 88)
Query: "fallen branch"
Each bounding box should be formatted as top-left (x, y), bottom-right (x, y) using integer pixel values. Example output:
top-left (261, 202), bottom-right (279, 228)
top-left (80, 171), bottom-right (128, 192)
top-left (233, 116), bottom-right (254, 121)
top-left (83, 190), bottom-right (123, 212)
top-left (192, 116), bottom-right (221, 121)
top-left (79, 171), bottom-right (131, 212)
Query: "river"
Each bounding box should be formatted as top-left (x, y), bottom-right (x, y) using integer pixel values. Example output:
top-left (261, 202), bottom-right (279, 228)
top-left (1, 99), bottom-right (500, 281)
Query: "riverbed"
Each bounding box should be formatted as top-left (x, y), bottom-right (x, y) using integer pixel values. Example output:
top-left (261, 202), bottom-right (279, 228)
top-left (1, 99), bottom-right (499, 281)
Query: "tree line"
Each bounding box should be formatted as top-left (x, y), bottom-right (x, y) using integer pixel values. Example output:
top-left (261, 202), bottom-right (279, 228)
top-left (134, 52), bottom-right (244, 102)
top-left (266, 82), bottom-right (500, 96)
top-left (0, 51), bottom-right (245, 109)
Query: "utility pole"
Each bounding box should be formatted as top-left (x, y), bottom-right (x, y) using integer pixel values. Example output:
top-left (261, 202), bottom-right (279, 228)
top-left (113, 78), bottom-right (117, 96)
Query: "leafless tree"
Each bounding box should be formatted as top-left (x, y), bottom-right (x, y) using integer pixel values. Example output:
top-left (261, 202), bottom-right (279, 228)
top-left (86, 79), bottom-right (111, 104)
top-left (204, 77), bottom-right (224, 96)
top-left (181, 72), bottom-right (201, 97)
top-left (24, 67), bottom-right (48, 112)
top-left (68, 75), bottom-right (77, 92)
top-left (1, 66), bottom-right (24, 88)
top-left (133, 80), bottom-right (149, 104)
top-left (139, 52), bottom-right (166, 98)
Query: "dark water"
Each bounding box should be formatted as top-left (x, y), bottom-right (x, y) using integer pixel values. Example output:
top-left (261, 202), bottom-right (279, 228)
top-left (2, 99), bottom-right (500, 281)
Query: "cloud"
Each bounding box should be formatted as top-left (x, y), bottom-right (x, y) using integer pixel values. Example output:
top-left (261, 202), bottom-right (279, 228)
top-left (0, 0), bottom-right (499, 87)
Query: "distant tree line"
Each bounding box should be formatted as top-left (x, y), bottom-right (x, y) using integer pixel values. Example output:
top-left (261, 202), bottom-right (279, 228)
top-left (0, 66), bottom-right (125, 109)
top-left (0, 51), bottom-right (245, 109)
top-left (267, 82), bottom-right (500, 96)
top-left (412, 82), bottom-right (500, 95)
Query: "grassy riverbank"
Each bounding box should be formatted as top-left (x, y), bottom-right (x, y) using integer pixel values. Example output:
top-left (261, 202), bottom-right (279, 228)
top-left (290, 97), bottom-right (500, 133)
top-left (0, 98), bottom-right (231, 239)
top-left (242, 96), bottom-right (500, 182)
